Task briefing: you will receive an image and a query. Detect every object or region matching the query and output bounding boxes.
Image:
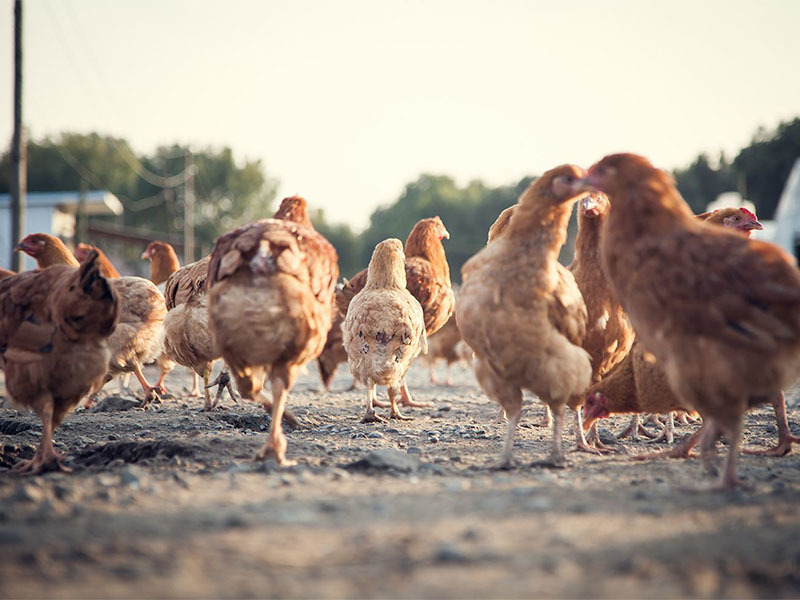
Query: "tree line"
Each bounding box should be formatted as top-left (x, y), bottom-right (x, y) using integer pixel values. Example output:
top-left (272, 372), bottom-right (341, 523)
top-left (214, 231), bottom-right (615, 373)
top-left (2, 118), bottom-right (798, 280)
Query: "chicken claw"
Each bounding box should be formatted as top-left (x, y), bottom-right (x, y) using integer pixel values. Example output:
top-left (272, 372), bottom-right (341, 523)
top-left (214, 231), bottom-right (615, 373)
top-left (138, 386), bottom-right (163, 408)
top-left (13, 446), bottom-right (71, 476)
top-left (388, 386), bottom-right (413, 421)
top-left (361, 409), bottom-right (387, 424)
top-left (632, 426), bottom-right (704, 461)
top-left (645, 413), bottom-right (675, 444)
top-left (617, 415), bottom-right (659, 441)
top-left (398, 380), bottom-right (434, 408)
top-left (742, 391), bottom-right (799, 457)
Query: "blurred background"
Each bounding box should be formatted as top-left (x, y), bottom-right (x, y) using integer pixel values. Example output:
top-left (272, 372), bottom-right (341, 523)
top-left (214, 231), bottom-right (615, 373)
top-left (1, 0), bottom-right (799, 278)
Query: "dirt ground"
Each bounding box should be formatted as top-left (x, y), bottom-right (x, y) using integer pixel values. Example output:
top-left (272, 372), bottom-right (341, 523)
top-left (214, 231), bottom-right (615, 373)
top-left (1, 359), bottom-right (799, 599)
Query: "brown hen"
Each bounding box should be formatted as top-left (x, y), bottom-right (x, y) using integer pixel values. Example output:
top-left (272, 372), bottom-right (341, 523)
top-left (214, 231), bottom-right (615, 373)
top-left (456, 165), bottom-right (592, 468)
top-left (74, 243), bottom-right (121, 278)
top-left (207, 196), bottom-right (338, 464)
top-left (575, 153), bottom-right (800, 489)
top-left (16, 233), bottom-right (167, 405)
top-left (336, 216), bottom-right (453, 409)
top-left (0, 252), bottom-right (119, 473)
top-left (343, 239), bottom-right (427, 422)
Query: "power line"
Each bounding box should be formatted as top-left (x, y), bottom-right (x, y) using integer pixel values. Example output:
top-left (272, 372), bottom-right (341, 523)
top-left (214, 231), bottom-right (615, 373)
top-left (42, 0), bottom-right (190, 189)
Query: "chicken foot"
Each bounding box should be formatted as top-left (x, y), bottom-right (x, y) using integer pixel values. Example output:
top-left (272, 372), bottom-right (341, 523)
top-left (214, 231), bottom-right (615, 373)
top-left (132, 361), bottom-right (163, 407)
top-left (388, 385), bottom-right (412, 421)
top-left (546, 404), bottom-right (567, 468)
top-left (488, 383), bottom-right (523, 469)
top-left (398, 378), bottom-right (434, 408)
top-left (571, 409), bottom-right (611, 455)
top-left (361, 383), bottom-right (387, 423)
top-left (646, 413), bottom-right (675, 444)
top-left (694, 417), bottom-right (749, 491)
top-left (742, 391), bottom-right (800, 457)
top-left (12, 395), bottom-right (71, 475)
top-left (632, 425), bottom-right (705, 461)
top-left (204, 368), bottom-right (239, 411)
top-left (189, 372), bottom-right (201, 397)
top-left (255, 366), bottom-right (296, 466)
top-left (617, 414), bottom-right (659, 441)
top-left (491, 406), bottom-right (521, 470)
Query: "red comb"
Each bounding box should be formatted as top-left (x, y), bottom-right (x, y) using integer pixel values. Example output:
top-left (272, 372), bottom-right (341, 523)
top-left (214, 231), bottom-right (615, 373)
top-left (740, 208), bottom-right (757, 220)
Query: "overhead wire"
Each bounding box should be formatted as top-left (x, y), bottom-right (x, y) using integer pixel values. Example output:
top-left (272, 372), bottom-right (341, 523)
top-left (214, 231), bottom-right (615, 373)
top-left (42, 0), bottom-right (190, 188)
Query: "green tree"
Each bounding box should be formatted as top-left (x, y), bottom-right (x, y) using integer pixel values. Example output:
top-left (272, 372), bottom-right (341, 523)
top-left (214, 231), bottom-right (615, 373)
top-left (356, 174), bottom-right (538, 283)
top-left (734, 118), bottom-right (800, 219)
top-left (0, 133), bottom-right (278, 261)
top-left (310, 208), bottom-right (362, 278)
top-left (673, 152), bottom-right (736, 214)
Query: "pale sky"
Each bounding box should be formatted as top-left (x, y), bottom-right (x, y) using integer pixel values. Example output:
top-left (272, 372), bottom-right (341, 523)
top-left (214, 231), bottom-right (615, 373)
top-left (2, 0), bottom-right (799, 230)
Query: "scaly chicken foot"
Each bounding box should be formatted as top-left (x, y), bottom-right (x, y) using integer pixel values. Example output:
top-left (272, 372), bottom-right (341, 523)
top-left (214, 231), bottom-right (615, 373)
top-left (632, 425), bottom-right (704, 461)
top-left (571, 410), bottom-right (611, 455)
top-left (686, 418), bottom-right (751, 491)
top-left (388, 386), bottom-right (413, 421)
top-left (398, 379), bottom-right (434, 408)
top-left (617, 414), bottom-right (659, 441)
top-left (255, 375), bottom-right (296, 466)
top-left (13, 398), bottom-right (72, 476)
top-left (131, 361), bottom-right (163, 407)
top-left (646, 413), bottom-right (675, 444)
top-left (489, 407), bottom-right (521, 470)
top-left (188, 372), bottom-right (202, 398)
top-left (545, 406), bottom-right (567, 468)
top-left (202, 366), bottom-right (215, 411)
top-left (361, 384), bottom-right (388, 423)
top-left (532, 404), bottom-right (553, 428)
top-left (742, 391), bottom-right (800, 457)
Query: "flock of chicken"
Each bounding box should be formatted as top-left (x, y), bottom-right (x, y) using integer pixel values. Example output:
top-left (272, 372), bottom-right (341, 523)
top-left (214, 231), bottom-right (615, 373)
top-left (2, 153), bottom-right (799, 491)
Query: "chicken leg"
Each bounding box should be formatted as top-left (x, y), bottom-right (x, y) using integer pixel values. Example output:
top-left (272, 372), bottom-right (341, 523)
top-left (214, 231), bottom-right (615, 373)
top-left (256, 364), bottom-right (297, 466)
top-left (388, 385), bottom-right (412, 421)
top-left (617, 414), bottom-right (659, 441)
top-left (647, 412), bottom-right (675, 444)
top-left (698, 417), bottom-right (748, 491)
top-left (12, 394), bottom-right (71, 475)
top-left (398, 378), bottom-right (434, 408)
top-left (571, 409), bottom-right (611, 455)
top-left (132, 361), bottom-right (162, 407)
top-left (742, 391), bottom-right (800, 456)
top-left (362, 383), bottom-right (386, 423)
top-left (547, 404), bottom-right (567, 468)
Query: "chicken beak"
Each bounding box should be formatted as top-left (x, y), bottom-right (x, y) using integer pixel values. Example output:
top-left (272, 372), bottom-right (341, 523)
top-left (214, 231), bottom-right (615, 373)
top-left (441, 229), bottom-right (450, 240)
top-left (580, 195), bottom-right (599, 216)
top-left (747, 220), bottom-right (764, 231)
top-left (141, 249), bottom-right (150, 260)
top-left (13, 242), bottom-right (28, 253)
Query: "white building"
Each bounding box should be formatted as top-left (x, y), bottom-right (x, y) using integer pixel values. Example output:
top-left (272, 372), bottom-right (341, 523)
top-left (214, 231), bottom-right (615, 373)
top-left (770, 157), bottom-right (800, 258)
top-left (0, 190), bottom-right (123, 270)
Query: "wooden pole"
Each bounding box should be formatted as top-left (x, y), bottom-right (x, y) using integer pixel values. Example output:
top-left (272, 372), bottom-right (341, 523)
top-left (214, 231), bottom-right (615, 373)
top-left (183, 151), bottom-right (195, 264)
top-left (77, 179), bottom-right (88, 244)
top-left (10, 0), bottom-right (25, 272)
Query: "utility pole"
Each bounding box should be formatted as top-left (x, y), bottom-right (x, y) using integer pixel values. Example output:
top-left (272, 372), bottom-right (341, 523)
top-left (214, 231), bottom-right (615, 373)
top-left (77, 179), bottom-right (88, 244)
top-left (10, 0), bottom-right (25, 272)
top-left (183, 151), bottom-right (195, 264)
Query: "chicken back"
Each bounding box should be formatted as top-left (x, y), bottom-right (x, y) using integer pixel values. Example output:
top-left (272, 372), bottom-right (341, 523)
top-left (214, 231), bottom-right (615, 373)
top-left (343, 238), bottom-right (427, 422)
top-left (207, 196), bottom-right (338, 464)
